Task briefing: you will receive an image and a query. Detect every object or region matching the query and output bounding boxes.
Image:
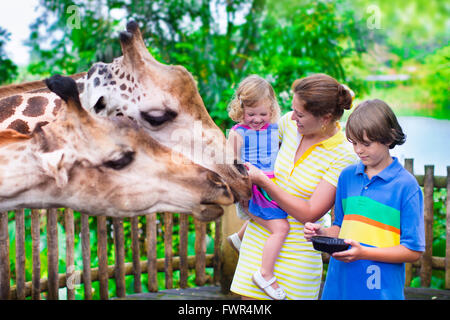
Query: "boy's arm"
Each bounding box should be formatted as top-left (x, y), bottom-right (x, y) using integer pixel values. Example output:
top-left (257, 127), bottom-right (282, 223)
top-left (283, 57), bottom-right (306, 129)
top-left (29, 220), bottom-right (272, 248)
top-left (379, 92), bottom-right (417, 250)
top-left (332, 241), bottom-right (422, 263)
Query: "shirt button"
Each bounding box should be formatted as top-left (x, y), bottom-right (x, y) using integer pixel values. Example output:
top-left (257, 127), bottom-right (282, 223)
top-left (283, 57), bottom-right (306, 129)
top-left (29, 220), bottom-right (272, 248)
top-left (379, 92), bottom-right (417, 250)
top-left (364, 186), bottom-right (368, 190)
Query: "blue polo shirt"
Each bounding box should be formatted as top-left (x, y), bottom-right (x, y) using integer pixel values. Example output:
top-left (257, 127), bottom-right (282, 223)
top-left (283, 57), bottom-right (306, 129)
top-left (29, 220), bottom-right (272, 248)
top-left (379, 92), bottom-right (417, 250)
top-left (321, 157), bottom-right (425, 300)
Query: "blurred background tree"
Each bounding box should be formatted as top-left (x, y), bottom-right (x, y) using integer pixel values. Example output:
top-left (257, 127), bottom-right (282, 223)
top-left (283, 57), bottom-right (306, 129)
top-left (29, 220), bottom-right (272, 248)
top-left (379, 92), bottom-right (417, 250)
top-left (23, 0), bottom-right (368, 129)
top-left (2, 0), bottom-right (447, 123)
top-left (0, 27), bottom-right (18, 83)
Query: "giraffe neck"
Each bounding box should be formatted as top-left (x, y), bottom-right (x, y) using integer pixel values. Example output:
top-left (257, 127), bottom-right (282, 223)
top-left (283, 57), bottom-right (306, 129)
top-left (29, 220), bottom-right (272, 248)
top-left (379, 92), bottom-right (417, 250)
top-left (0, 58), bottom-right (142, 136)
top-left (0, 137), bottom-right (43, 200)
top-left (0, 92), bottom-right (63, 135)
top-left (0, 72), bottom-right (87, 99)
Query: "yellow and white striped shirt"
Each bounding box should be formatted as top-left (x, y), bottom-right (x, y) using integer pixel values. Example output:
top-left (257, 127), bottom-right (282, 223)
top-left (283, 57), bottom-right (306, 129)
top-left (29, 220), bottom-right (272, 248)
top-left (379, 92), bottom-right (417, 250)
top-left (230, 111), bottom-right (357, 300)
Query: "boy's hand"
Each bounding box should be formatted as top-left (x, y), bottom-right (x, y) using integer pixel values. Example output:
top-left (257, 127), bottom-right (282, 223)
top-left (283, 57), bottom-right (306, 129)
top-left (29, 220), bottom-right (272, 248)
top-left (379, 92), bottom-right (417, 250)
top-left (304, 222), bottom-right (323, 241)
top-left (331, 239), bottom-right (364, 263)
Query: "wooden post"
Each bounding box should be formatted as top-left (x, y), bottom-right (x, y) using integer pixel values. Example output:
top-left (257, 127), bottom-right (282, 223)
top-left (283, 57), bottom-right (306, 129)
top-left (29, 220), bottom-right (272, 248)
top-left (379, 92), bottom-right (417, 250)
top-left (179, 214), bottom-right (189, 288)
top-left (213, 217), bottom-right (223, 285)
top-left (15, 209), bottom-right (26, 300)
top-left (31, 209), bottom-right (41, 300)
top-left (420, 165), bottom-right (434, 287)
top-left (47, 208), bottom-right (59, 300)
top-left (164, 213), bottom-right (173, 289)
top-left (446, 166), bottom-right (450, 290)
top-left (81, 214), bottom-right (92, 299)
top-left (65, 209), bottom-right (75, 300)
top-left (146, 213), bottom-right (158, 292)
top-left (0, 211), bottom-right (10, 300)
top-left (220, 204), bottom-right (242, 294)
top-left (97, 216), bottom-right (109, 299)
top-left (404, 159), bottom-right (414, 286)
top-left (130, 216), bottom-right (142, 293)
top-left (113, 218), bottom-right (126, 298)
top-left (194, 218), bottom-right (206, 286)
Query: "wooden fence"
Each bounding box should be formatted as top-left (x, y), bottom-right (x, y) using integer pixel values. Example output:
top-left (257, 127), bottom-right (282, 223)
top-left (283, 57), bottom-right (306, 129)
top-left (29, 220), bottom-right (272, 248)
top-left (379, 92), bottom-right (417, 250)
top-left (0, 211), bottom-right (221, 300)
top-left (0, 159), bottom-right (449, 300)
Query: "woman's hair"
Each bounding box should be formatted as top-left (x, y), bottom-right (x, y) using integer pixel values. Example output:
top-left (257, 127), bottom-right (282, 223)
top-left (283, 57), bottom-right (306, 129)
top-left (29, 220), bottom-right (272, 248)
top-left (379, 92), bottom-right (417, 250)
top-left (345, 99), bottom-right (406, 149)
top-left (228, 75), bottom-right (281, 123)
top-left (291, 73), bottom-right (353, 121)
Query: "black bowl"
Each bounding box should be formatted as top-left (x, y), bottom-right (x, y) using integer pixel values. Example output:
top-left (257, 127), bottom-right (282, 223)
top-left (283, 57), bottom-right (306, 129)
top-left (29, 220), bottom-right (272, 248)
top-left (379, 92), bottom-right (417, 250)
top-left (311, 236), bottom-right (349, 254)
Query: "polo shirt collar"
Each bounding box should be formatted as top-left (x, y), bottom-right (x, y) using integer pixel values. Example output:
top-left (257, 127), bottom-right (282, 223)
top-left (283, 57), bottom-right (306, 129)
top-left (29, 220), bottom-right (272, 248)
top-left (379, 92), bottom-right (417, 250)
top-left (355, 156), bottom-right (403, 181)
top-left (320, 123), bottom-right (345, 150)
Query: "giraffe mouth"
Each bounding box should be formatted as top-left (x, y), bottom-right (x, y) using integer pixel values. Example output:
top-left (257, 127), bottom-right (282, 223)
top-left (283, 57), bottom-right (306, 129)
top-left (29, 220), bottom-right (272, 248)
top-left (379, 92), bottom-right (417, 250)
top-left (191, 204), bottom-right (224, 222)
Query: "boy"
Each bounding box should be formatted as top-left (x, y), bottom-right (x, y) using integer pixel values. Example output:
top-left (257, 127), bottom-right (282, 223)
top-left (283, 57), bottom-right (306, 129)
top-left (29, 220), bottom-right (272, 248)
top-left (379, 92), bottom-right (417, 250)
top-left (304, 99), bottom-right (425, 299)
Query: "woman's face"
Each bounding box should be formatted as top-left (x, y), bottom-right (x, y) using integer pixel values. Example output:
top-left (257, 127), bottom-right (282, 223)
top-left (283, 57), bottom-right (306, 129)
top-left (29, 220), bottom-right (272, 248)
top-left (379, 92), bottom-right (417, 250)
top-left (290, 95), bottom-right (323, 136)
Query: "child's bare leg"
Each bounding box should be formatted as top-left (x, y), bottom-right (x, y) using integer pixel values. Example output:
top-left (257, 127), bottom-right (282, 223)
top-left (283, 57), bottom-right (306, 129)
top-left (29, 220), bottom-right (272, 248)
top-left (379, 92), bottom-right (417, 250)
top-left (248, 213), bottom-right (290, 289)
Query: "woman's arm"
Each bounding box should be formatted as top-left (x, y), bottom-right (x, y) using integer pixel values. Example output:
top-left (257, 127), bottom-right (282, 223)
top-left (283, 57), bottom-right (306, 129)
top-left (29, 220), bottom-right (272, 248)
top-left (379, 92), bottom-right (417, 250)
top-left (332, 240), bottom-right (423, 264)
top-left (246, 163), bottom-right (336, 224)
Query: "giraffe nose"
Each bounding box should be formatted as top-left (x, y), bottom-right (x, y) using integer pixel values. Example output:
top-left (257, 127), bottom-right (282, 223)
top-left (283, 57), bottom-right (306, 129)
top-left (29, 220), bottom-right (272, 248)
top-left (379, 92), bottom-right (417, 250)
top-left (233, 160), bottom-right (248, 176)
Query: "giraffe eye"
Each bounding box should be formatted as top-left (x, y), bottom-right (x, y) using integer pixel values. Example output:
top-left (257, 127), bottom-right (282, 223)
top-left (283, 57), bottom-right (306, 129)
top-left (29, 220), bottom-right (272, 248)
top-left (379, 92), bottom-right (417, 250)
top-left (140, 109), bottom-right (177, 127)
top-left (93, 97), bottom-right (106, 113)
top-left (103, 151), bottom-right (135, 170)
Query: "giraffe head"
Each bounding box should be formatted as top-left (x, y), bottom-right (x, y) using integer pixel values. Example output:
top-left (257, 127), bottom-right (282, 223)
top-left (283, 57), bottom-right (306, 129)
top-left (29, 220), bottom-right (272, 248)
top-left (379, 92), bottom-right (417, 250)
top-left (78, 21), bottom-right (251, 201)
top-left (0, 75), bottom-right (235, 221)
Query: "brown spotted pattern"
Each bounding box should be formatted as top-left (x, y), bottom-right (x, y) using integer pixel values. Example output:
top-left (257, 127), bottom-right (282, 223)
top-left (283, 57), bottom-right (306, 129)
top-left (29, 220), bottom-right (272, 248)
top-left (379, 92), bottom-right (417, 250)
top-left (0, 93), bottom-right (63, 134)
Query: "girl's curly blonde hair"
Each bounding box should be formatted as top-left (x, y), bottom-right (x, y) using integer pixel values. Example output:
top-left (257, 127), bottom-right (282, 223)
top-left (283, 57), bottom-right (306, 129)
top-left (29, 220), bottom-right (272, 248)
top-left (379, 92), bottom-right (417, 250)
top-left (227, 75), bottom-right (281, 123)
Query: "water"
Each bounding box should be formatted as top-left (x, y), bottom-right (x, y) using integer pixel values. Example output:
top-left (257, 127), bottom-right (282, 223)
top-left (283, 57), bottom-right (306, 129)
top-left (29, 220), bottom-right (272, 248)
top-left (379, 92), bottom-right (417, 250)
top-left (390, 116), bottom-right (450, 176)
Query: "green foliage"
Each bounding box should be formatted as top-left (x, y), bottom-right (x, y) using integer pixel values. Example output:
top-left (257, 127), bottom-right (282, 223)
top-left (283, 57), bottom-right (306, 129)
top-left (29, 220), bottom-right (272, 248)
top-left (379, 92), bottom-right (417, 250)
top-left (26, 0), bottom-right (123, 76)
top-left (25, 0), bottom-right (367, 130)
top-left (352, 0), bottom-right (449, 62)
top-left (432, 188), bottom-right (447, 258)
top-left (0, 27), bottom-right (18, 84)
top-left (420, 46), bottom-right (450, 116)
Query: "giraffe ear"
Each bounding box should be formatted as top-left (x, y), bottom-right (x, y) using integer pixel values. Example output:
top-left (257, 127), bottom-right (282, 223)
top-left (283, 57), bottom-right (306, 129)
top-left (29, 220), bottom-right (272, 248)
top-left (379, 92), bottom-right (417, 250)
top-left (45, 74), bottom-right (93, 122)
top-left (40, 150), bottom-right (69, 188)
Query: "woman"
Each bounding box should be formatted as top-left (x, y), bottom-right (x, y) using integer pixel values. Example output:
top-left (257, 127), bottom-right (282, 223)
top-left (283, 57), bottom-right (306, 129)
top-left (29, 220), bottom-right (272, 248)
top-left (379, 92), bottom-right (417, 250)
top-left (230, 73), bottom-right (357, 300)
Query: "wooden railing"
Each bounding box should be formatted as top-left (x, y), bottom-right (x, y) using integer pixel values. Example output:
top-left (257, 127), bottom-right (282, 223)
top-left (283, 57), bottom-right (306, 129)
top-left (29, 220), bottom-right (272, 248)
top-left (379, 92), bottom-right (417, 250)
top-left (0, 211), bottom-right (221, 300)
top-left (0, 159), bottom-right (449, 300)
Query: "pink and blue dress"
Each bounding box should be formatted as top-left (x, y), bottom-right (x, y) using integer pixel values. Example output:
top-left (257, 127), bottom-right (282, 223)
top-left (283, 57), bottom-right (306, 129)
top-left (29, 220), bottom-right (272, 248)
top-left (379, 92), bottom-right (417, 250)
top-left (231, 123), bottom-right (287, 220)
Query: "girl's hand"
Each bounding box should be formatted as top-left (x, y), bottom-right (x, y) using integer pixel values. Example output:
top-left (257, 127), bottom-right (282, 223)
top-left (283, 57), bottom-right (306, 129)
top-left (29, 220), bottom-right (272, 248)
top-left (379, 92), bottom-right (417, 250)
top-left (244, 162), bottom-right (268, 186)
top-left (331, 239), bottom-right (364, 263)
top-left (304, 222), bottom-right (323, 241)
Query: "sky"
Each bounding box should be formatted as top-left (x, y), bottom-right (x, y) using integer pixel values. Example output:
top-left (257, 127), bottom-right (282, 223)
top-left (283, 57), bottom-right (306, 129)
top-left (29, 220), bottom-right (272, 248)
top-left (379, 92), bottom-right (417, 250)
top-left (0, 0), bottom-right (41, 66)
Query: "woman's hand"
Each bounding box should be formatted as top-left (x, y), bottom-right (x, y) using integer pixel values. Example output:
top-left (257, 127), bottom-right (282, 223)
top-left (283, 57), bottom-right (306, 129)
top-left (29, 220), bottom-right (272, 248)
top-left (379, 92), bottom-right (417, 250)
top-left (331, 239), bottom-right (364, 263)
top-left (244, 162), bottom-right (269, 186)
top-left (304, 222), bottom-right (323, 241)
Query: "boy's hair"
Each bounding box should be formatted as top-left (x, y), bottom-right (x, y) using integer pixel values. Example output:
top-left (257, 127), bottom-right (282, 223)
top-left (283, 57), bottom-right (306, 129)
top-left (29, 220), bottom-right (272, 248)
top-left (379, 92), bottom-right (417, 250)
top-left (292, 73), bottom-right (353, 121)
top-left (346, 99), bottom-right (406, 149)
top-left (228, 75), bottom-right (281, 123)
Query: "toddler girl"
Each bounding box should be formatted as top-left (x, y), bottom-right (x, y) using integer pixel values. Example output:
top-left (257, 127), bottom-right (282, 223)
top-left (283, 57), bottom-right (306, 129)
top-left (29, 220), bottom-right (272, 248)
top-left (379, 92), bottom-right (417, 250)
top-left (226, 75), bottom-right (288, 300)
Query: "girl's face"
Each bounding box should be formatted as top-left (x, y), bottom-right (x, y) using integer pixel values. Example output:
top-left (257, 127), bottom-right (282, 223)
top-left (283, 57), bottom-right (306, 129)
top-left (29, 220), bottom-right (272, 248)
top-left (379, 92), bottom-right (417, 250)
top-left (243, 102), bottom-right (272, 130)
top-left (290, 95), bottom-right (323, 136)
top-left (350, 132), bottom-right (391, 170)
